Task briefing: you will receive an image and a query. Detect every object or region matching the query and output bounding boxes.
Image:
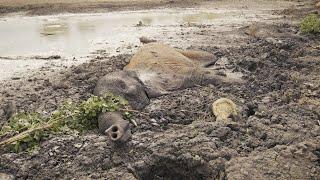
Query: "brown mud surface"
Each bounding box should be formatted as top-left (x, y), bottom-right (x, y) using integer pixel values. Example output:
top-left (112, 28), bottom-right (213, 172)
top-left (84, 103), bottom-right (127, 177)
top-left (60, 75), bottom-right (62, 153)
top-left (0, 0), bottom-right (320, 179)
top-left (0, 0), bottom-right (208, 16)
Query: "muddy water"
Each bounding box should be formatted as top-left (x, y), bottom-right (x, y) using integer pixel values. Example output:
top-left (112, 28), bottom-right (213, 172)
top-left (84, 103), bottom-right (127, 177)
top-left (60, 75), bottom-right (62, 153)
top-left (0, 10), bottom-right (221, 58)
top-left (0, 0), bottom-right (296, 80)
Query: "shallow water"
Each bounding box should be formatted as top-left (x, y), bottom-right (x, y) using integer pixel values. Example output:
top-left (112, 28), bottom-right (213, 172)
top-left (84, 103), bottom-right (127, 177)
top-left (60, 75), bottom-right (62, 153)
top-left (0, 10), bottom-right (221, 58)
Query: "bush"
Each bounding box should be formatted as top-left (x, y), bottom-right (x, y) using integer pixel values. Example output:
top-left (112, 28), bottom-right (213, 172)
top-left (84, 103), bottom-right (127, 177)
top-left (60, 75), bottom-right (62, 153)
top-left (0, 93), bottom-right (130, 152)
top-left (300, 14), bottom-right (320, 34)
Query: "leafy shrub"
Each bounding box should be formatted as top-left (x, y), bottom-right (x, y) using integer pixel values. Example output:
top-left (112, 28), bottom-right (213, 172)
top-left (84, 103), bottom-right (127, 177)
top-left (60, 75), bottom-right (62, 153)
top-left (0, 93), bottom-right (130, 152)
top-left (300, 14), bottom-right (320, 34)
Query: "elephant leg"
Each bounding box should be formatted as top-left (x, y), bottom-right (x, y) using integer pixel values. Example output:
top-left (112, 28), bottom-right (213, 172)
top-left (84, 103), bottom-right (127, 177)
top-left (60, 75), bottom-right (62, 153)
top-left (176, 49), bottom-right (218, 67)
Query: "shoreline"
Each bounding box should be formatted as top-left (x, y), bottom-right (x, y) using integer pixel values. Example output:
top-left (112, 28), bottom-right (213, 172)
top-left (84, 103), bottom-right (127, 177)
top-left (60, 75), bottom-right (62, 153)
top-left (0, 0), bottom-right (208, 16)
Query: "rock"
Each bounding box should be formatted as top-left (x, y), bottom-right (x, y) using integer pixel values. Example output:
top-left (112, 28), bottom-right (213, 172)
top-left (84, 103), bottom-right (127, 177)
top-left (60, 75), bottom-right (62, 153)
top-left (11, 76), bottom-right (21, 80)
top-left (261, 96), bottom-right (271, 103)
top-left (210, 126), bottom-right (231, 138)
top-left (243, 24), bottom-right (271, 38)
top-left (120, 173), bottom-right (137, 180)
top-left (52, 80), bottom-right (69, 90)
top-left (94, 71), bottom-right (149, 110)
top-left (73, 143), bottom-right (82, 148)
top-left (136, 21), bottom-right (144, 27)
top-left (139, 36), bottom-right (157, 44)
top-left (238, 57), bottom-right (260, 72)
top-left (48, 55), bottom-right (61, 59)
top-left (0, 173), bottom-right (14, 180)
top-left (212, 98), bottom-right (238, 122)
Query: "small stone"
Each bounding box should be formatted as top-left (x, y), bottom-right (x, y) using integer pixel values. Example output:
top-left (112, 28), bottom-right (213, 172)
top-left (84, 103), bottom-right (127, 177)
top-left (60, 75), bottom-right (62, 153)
top-left (261, 96), bottom-right (271, 103)
top-left (89, 173), bottom-right (101, 179)
top-left (210, 127), bottom-right (231, 138)
top-left (149, 118), bottom-right (157, 123)
top-left (139, 36), bottom-right (157, 44)
top-left (74, 143), bottom-right (82, 148)
top-left (52, 81), bottom-right (69, 90)
top-left (11, 76), bottom-right (21, 80)
top-left (81, 156), bottom-right (93, 165)
top-left (151, 123), bottom-right (160, 127)
top-left (136, 21), bottom-right (143, 27)
top-left (0, 173), bottom-right (14, 180)
top-left (112, 154), bottom-right (123, 165)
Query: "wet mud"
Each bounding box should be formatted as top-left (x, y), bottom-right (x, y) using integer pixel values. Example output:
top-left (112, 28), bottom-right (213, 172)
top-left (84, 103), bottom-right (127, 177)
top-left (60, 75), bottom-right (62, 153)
top-left (0, 0), bottom-right (320, 179)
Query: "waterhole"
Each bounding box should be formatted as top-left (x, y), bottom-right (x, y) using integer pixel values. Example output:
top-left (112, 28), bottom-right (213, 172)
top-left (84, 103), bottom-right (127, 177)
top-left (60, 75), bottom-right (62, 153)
top-left (0, 10), bottom-right (218, 58)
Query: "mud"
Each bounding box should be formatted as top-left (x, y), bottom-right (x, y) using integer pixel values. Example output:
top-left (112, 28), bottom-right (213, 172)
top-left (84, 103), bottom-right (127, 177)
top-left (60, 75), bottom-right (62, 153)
top-left (0, 0), bottom-right (209, 16)
top-left (0, 0), bottom-right (320, 179)
top-left (0, 0), bottom-right (300, 81)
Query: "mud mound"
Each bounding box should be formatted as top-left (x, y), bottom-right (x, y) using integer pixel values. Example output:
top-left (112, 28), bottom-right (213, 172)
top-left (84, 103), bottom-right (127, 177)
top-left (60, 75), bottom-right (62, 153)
top-left (226, 140), bottom-right (320, 179)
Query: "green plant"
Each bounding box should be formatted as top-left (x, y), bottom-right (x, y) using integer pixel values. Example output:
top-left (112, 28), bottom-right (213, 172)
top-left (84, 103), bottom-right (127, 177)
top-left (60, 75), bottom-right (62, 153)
top-left (0, 93), bottom-right (130, 152)
top-left (300, 14), bottom-right (320, 34)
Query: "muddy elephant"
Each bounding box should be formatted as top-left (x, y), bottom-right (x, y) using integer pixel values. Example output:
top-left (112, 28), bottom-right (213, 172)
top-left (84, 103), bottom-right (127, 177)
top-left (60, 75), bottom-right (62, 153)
top-left (94, 43), bottom-right (243, 142)
top-left (95, 43), bottom-right (243, 110)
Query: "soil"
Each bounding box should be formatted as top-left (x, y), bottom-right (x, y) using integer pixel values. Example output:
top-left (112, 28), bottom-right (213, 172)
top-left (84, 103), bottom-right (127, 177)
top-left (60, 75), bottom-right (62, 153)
top-left (0, 0), bottom-right (209, 16)
top-left (0, 0), bottom-right (320, 180)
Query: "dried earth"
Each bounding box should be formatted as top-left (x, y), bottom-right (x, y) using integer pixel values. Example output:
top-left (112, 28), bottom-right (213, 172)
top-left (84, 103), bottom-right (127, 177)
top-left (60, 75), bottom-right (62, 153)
top-left (0, 0), bottom-right (210, 16)
top-left (0, 0), bottom-right (320, 179)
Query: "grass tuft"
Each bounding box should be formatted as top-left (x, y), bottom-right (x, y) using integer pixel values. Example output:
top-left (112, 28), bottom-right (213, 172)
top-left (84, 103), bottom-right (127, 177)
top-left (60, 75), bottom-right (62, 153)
top-left (300, 14), bottom-right (320, 34)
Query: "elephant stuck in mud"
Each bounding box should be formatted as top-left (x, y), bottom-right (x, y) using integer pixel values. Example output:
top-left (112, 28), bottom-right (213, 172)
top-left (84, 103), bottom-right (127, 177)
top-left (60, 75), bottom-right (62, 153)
top-left (94, 43), bottom-right (244, 141)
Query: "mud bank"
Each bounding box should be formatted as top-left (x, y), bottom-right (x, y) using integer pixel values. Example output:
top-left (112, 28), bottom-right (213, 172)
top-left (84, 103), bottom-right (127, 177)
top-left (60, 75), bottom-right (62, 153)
top-left (0, 0), bottom-right (320, 179)
top-left (0, 0), bottom-right (213, 16)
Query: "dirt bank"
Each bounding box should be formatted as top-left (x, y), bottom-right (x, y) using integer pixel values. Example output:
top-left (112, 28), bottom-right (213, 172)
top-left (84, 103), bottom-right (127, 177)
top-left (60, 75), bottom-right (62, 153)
top-left (0, 0), bottom-right (319, 179)
top-left (0, 0), bottom-right (208, 16)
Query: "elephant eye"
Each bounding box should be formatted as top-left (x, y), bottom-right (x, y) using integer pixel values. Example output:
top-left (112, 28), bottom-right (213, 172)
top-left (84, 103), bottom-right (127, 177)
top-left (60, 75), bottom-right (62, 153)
top-left (117, 81), bottom-right (128, 90)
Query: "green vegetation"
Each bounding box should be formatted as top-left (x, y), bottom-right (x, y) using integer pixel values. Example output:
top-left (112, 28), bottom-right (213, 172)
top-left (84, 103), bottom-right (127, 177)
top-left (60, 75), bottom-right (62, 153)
top-left (300, 14), bottom-right (320, 34)
top-left (0, 93), bottom-right (130, 152)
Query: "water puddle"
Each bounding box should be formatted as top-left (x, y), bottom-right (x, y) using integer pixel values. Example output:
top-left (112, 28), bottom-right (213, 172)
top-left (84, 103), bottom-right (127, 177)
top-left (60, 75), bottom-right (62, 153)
top-left (0, 10), bottom-right (220, 58)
